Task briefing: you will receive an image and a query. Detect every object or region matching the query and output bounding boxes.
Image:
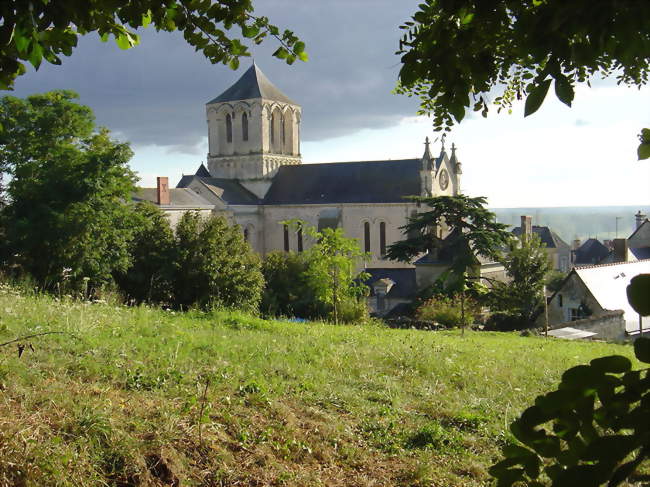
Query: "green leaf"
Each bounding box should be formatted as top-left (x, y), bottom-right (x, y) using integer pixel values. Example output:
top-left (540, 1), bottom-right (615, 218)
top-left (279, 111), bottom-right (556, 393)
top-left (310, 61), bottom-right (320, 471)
top-left (228, 57), bottom-right (239, 70)
top-left (524, 79), bottom-right (551, 117)
top-left (14, 33), bottom-right (31, 53)
top-left (298, 51), bottom-right (309, 62)
top-left (142, 11), bottom-right (152, 28)
top-left (115, 32), bottom-right (137, 50)
top-left (589, 355), bottom-right (631, 374)
top-left (272, 47), bottom-right (289, 60)
top-left (627, 274), bottom-right (650, 316)
top-left (554, 74), bottom-right (574, 107)
top-left (633, 337), bottom-right (650, 364)
top-left (242, 25), bottom-right (259, 38)
top-left (28, 42), bottom-right (44, 69)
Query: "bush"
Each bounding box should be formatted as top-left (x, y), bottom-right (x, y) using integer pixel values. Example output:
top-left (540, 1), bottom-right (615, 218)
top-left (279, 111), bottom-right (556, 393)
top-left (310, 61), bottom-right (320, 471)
top-left (332, 297), bottom-right (369, 324)
top-left (415, 295), bottom-right (475, 328)
top-left (173, 212), bottom-right (264, 311)
top-left (485, 311), bottom-right (530, 331)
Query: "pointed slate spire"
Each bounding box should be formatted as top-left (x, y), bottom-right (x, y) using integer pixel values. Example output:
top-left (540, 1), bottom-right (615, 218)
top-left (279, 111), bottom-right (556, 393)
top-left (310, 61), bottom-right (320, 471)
top-left (422, 136), bottom-right (434, 170)
top-left (195, 163), bottom-right (211, 178)
top-left (207, 63), bottom-right (297, 105)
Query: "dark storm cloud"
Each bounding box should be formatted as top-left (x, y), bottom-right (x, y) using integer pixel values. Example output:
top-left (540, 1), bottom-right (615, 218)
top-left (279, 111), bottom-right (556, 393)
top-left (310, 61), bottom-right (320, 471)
top-left (10, 1), bottom-right (421, 153)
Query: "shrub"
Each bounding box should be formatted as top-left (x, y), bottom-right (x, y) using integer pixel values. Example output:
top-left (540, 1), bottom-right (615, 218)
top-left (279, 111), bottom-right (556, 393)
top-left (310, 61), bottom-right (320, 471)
top-left (415, 295), bottom-right (476, 328)
top-left (332, 297), bottom-right (369, 324)
top-left (485, 311), bottom-right (530, 331)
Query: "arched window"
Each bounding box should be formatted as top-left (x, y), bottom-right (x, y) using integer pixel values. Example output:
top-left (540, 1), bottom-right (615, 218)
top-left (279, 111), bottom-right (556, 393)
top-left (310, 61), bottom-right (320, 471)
top-left (281, 114), bottom-right (286, 147)
top-left (226, 113), bottom-right (233, 143)
top-left (364, 222), bottom-right (371, 253)
top-left (243, 227), bottom-right (249, 242)
top-left (379, 222), bottom-right (386, 257)
top-left (283, 223), bottom-right (289, 252)
top-left (270, 113), bottom-right (275, 145)
top-left (242, 112), bottom-right (248, 141)
top-left (297, 224), bottom-right (303, 252)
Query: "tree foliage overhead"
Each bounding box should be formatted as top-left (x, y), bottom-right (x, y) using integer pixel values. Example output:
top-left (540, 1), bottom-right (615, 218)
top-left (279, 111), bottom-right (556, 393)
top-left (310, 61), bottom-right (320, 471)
top-left (396, 0), bottom-right (650, 132)
top-left (0, 0), bottom-right (307, 90)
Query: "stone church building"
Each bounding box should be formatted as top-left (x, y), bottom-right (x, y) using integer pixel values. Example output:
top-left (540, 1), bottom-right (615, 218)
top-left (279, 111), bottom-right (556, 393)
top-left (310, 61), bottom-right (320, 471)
top-left (136, 64), bottom-right (467, 313)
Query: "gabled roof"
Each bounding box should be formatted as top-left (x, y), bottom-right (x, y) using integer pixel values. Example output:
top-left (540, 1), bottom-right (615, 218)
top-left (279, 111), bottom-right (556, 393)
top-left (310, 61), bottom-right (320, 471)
top-left (572, 260), bottom-right (650, 332)
top-left (628, 218), bottom-right (649, 241)
top-left (263, 159), bottom-right (421, 205)
top-left (132, 187), bottom-right (213, 208)
top-left (176, 175), bottom-right (260, 205)
top-left (573, 238), bottom-right (610, 265)
top-left (365, 268), bottom-right (417, 299)
top-left (195, 163), bottom-right (211, 178)
top-left (512, 225), bottom-right (570, 250)
top-left (207, 63), bottom-right (297, 105)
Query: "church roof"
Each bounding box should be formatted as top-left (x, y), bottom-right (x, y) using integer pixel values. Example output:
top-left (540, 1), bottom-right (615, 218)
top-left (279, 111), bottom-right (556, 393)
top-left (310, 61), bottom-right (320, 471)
top-left (176, 175), bottom-right (260, 205)
top-left (262, 159), bottom-right (422, 205)
top-left (207, 64), bottom-right (297, 105)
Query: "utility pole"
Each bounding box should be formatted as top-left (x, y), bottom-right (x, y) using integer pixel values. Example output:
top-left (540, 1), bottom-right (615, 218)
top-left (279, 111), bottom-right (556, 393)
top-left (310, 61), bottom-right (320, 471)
top-left (543, 285), bottom-right (549, 338)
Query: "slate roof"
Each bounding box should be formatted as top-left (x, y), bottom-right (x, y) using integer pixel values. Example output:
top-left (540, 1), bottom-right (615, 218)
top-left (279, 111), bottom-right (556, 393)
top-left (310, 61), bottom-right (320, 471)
top-left (365, 268), bottom-right (417, 299)
top-left (573, 238), bottom-right (610, 265)
top-left (631, 247), bottom-right (650, 260)
top-left (512, 225), bottom-right (570, 250)
top-left (207, 64), bottom-right (297, 105)
top-left (176, 175), bottom-right (260, 205)
top-left (263, 159), bottom-right (422, 205)
top-left (132, 188), bottom-right (213, 208)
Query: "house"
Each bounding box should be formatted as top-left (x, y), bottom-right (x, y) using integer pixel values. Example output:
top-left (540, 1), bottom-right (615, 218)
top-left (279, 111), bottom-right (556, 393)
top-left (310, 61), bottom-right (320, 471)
top-left (600, 211), bottom-right (650, 263)
top-left (572, 238), bottom-right (610, 266)
top-left (511, 215), bottom-right (571, 272)
top-left (544, 260), bottom-right (650, 341)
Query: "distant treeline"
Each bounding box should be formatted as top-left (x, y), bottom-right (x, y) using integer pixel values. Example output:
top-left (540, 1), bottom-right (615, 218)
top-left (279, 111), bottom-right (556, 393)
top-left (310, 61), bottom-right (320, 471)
top-left (492, 206), bottom-right (650, 244)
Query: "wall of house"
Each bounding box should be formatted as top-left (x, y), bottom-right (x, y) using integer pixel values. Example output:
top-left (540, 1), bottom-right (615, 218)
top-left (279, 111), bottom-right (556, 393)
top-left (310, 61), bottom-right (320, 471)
top-left (163, 208), bottom-right (215, 229)
top-left (550, 310), bottom-right (626, 342)
top-left (547, 273), bottom-right (604, 325)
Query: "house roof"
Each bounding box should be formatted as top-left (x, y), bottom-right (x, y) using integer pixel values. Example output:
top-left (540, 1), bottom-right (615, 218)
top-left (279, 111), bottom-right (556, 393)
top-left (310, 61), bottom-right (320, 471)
top-left (573, 238), bottom-right (610, 265)
top-left (631, 247), bottom-right (650, 260)
top-left (176, 175), bottom-right (260, 205)
top-left (207, 64), bottom-right (297, 105)
top-left (365, 268), bottom-right (417, 299)
top-left (132, 187), bottom-right (214, 208)
top-left (512, 225), bottom-right (570, 250)
top-left (627, 218), bottom-right (649, 241)
top-left (572, 259), bottom-right (650, 333)
top-left (262, 159), bottom-right (422, 205)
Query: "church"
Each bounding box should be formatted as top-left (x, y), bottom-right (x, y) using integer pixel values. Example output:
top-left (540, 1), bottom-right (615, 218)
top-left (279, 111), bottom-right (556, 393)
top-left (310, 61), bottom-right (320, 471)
top-left (135, 63), bottom-right (468, 313)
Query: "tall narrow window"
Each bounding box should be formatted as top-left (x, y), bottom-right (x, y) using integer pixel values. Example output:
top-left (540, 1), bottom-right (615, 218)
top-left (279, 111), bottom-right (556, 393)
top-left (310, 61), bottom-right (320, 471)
top-left (226, 113), bottom-right (233, 143)
top-left (243, 227), bottom-right (249, 242)
top-left (297, 225), bottom-right (303, 252)
top-left (283, 224), bottom-right (289, 252)
top-left (281, 115), bottom-right (286, 147)
top-left (270, 113), bottom-right (275, 145)
top-left (364, 222), bottom-right (371, 253)
top-left (379, 222), bottom-right (386, 257)
top-left (242, 112), bottom-right (248, 141)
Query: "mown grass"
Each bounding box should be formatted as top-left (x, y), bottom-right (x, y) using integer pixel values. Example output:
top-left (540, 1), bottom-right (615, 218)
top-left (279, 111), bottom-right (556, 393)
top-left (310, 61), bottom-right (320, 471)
top-left (0, 284), bottom-right (642, 486)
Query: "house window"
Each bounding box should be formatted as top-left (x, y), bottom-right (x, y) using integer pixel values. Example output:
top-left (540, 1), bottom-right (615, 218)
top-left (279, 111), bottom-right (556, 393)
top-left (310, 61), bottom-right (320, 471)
top-left (242, 112), bottom-right (248, 141)
top-left (244, 227), bottom-right (249, 242)
top-left (379, 222), bottom-right (386, 257)
top-left (364, 222), bottom-right (371, 253)
top-left (283, 224), bottom-right (289, 252)
top-left (297, 224), bottom-right (303, 252)
top-left (226, 113), bottom-right (233, 143)
top-left (558, 294), bottom-right (563, 307)
top-left (569, 308), bottom-right (582, 321)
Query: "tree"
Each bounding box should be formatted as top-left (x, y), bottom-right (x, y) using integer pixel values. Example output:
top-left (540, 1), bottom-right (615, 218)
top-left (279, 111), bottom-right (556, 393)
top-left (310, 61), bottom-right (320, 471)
top-left (396, 1), bottom-right (650, 159)
top-left (387, 195), bottom-right (512, 332)
top-left (289, 222), bottom-right (369, 325)
top-left (488, 233), bottom-right (552, 330)
top-left (0, 1), bottom-right (306, 91)
top-left (0, 91), bottom-right (137, 292)
top-left (114, 201), bottom-right (176, 304)
top-left (173, 212), bottom-right (263, 311)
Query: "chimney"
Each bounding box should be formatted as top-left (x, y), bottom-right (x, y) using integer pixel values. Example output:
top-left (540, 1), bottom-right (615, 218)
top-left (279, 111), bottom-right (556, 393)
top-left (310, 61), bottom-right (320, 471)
top-left (573, 239), bottom-right (581, 250)
top-left (612, 238), bottom-right (628, 262)
top-left (157, 177), bottom-right (170, 205)
top-left (635, 210), bottom-right (647, 230)
top-left (520, 215), bottom-right (532, 242)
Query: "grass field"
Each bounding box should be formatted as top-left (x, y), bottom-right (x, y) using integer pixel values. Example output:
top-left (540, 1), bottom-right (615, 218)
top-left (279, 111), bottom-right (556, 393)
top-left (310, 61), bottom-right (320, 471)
top-left (0, 284), bottom-right (642, 486)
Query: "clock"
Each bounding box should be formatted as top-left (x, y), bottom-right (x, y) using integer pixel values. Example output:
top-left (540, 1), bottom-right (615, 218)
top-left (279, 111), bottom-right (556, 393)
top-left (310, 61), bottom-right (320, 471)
top-left (439, 169), bottom-right (449, 190)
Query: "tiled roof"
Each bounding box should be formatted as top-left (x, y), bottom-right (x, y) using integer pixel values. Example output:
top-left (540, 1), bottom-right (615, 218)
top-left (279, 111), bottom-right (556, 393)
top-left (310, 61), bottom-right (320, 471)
top-left (207, 64), bottom-right (297, 105)
top-left (132, 188), bottom-right (213, 208)
top-left (262, 159), bottom-right (422, 205)
top-left (512, 225), bottom-right (570, 250)
top-left (365, 268), bottom-right (417, 299)
top-left (176, 175), bottom-right (260, 205)
top-left (573, 238), bottom-right (610, 265)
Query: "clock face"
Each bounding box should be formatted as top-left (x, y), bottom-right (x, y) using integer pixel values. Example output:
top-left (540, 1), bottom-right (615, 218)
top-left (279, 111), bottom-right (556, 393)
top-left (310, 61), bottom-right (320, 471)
top-left (439, 169), bottom-right (449, 190)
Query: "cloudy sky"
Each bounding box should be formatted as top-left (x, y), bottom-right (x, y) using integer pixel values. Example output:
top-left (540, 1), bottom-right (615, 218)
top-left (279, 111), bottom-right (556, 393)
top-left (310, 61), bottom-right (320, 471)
top-left (9, 0), bottom-right (650, 208)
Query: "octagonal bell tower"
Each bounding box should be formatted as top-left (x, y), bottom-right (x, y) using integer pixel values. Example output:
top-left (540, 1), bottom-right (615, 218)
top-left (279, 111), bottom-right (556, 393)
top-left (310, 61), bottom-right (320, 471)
top-left (205, 63), bottom-right (301, 198)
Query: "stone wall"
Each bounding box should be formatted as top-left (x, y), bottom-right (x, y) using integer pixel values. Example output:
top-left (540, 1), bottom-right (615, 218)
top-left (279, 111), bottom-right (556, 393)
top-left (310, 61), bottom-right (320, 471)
top-left (550, 310), bottom-right (626, 342)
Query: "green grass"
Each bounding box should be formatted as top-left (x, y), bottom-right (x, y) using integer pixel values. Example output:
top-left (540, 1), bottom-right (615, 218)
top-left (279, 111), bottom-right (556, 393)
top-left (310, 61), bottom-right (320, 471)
top-left (0, 284), bottom-right (641, 486)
